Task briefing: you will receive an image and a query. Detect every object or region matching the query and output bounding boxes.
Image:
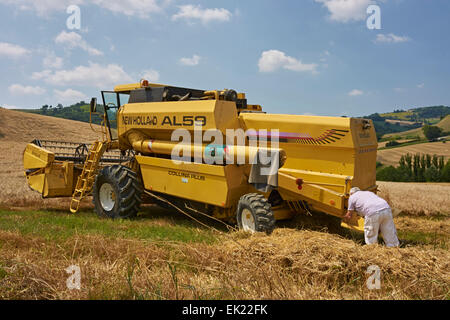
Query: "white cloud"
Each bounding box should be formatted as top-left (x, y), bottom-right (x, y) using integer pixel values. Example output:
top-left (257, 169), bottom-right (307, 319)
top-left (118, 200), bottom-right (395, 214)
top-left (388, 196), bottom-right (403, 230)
top-left (43, 52), bottom-right (63, 69)
top-left (140, 69), bottom-right (160, 82)
top-left (0, 0), bottom-right (83, 16)
top-left (417, 83), bottom-right (425, 89)
top-left (172, 5), bottom-right (232, 24)
top-left (31, 70), bottom-right (52, 80)
top-left (92, 0), bottom-right (163, 18)
top-left (258, 50), bottom-right (318, 74)
top-left (0, 0), bottom-right (164, 18)
top-left (375, 33), bottom-right (411, 43)
top-left (394, 87), bottom-right (405, 93)
top-left (54, 89), bottom-right (88, 103)
top-left (0, 42), bottom-right (30, 59)
top-left (315, 0), bottom-right (373, 22)
top-left (9, 84), bottom-right (46, 95)
top-left (348, 89), bottom-right (363, 96)
top-left (179, 55), bottom-right (201, 66)
top-left (55, 31), bottom-right (103, 56)
top-left (31, 62), bottom-right (133, 88)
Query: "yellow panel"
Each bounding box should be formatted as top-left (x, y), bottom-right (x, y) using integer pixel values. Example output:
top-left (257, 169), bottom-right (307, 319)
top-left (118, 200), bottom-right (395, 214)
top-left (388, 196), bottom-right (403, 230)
top-left (23, 143), bottom-right (55, 169)
top-left (26, 173), bottom-right (45, 194)
top-left (136, 156), bottom-right (230, 206)
top-left (118, 100), bottom-right (240, 140)
top-left (43, 162), bottom-right (74, 198)
top-left (341, 215), bottom-right (365, 232)
top-left (114, 82), bottom-right (168, 92)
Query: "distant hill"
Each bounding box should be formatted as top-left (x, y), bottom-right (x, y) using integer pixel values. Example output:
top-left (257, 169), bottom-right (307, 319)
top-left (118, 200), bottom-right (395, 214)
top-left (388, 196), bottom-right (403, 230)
top-left (364, 105), bottom-right (450, 139)
top-left (383, 115), bottom-right (450, 140)
top-left (15, 101), bottom-right (105, 126)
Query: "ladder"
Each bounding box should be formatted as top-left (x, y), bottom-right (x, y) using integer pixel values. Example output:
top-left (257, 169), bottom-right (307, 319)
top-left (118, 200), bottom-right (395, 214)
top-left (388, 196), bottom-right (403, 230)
top-left (70, 140), bottom-right (107, 213)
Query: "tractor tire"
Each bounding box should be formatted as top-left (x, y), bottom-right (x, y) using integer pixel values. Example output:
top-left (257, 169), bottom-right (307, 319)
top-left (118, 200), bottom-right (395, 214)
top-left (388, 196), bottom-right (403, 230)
top-left (93, 165), bottom-right (143, 219)
top-left (236, 193), bottom-right (276, 234)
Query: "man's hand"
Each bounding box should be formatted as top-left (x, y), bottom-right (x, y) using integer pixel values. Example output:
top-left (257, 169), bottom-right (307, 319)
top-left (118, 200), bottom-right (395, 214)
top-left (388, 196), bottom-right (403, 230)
top-left (343, 210), bottom-right (354, 222)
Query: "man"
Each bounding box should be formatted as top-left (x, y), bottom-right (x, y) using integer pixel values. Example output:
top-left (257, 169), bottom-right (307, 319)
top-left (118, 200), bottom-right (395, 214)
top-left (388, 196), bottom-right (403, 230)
top-left (344, 187), bottom-right (399, 247)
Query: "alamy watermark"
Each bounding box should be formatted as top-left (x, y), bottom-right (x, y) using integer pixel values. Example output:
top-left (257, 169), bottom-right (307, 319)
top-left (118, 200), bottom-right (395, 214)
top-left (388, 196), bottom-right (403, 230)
top-left (66, 5), bottom-right (81, 30)
top-left (367, 4), bottom-right (381, 30)
top-left (169, 124), bottom-right (281, 177)
top-left (366, 265), bottom-right (381, 290)
top-left (66, 265), bottom-right (81, 290)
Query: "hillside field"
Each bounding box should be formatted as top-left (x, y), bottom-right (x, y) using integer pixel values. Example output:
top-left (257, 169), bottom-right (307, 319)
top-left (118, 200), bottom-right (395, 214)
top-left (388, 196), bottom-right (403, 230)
top-left (383, 115), bottom-right (450, 140)
top-left (0, 108), bottom-right (448, 300)
top-left (377, 141), bottom-right (450, 167)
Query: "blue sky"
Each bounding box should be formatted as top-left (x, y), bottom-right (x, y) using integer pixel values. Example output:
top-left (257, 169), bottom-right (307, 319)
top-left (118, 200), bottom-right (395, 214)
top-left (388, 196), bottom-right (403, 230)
top-left (0, 0), bottom-right (449, 117)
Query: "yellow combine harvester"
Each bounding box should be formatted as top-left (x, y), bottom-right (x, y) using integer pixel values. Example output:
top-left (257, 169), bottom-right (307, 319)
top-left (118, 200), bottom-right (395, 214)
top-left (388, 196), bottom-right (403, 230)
top-left (23, 80), bottom-right (378, 233)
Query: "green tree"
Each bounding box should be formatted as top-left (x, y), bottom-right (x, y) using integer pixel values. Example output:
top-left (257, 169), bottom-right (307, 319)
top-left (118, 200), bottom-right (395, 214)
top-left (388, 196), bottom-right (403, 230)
top-left (440, 160), bottom-right (450, 182)
top-left (41, 104), bottom-right (48, 114)
top-left (424, 165), bottom-right (440, 182)
top-left (426, 154), bottom-right (432, 168)
top-left (422, 125), bottom-right (443, 141)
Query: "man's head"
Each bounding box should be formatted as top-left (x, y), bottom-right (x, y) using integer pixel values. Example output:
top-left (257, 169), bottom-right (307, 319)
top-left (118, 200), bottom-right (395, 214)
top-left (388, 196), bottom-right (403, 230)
top-left (349, 187), bottom-right (361, 195)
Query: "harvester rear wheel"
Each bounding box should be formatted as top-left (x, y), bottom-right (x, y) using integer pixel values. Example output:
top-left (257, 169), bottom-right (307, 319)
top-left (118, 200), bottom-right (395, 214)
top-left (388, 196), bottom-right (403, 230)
top-left (236, 193), bottom-right (275, 234)
top-left (93, 165), bottom-right (143, 219)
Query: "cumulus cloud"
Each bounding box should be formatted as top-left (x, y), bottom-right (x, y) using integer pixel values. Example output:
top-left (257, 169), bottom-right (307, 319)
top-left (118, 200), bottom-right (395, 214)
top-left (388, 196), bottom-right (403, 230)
top-left (375, 33), bottom-right (411, 43)
top-left (0, 0), bottom-right (164, 18)
top-left (140, 69), bottom-right (160, 82)
top-left (348, 89), bottom-right (363, 96)
top-left (54, 89), bottom-right (88, 103)
top-left (179, 55), bottom-right (201, 66)
top-left (258, 50), bottom-right (318, 74)
top-left (0, 42), bottom-right (30, 59)
top-left (31, 62), bottom-right (132, 88)
top-left (315, 0), bottom-right (373, 22)
top-left (92, 0), bottom-right (163, 18)
top-left (8, 84), bottom-right (46, 95)
top-left (43, 52), bottom-right (63, 69)
top-left (55, 31), bottom-right (103, 56)
top-left (172, 5), bottom-right (232, 24)
top-left (0, 0), bottom-right (82, 16)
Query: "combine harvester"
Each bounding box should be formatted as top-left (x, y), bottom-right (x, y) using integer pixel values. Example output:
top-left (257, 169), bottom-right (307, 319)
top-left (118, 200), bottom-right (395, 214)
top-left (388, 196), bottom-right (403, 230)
top-left (23, 80), bottom-right (378, 234)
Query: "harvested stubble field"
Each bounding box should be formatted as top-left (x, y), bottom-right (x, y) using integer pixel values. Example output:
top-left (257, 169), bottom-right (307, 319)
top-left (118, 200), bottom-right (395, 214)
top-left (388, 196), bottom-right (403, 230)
top-left (0, 108), bottom-right (449, 300)
top-left (377, 141), bottom-right (450, 167)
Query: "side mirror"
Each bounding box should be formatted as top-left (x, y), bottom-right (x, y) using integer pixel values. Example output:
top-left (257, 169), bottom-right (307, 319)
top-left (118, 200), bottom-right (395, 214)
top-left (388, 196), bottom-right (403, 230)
top-left (90, 97), bottom-right (97, 113)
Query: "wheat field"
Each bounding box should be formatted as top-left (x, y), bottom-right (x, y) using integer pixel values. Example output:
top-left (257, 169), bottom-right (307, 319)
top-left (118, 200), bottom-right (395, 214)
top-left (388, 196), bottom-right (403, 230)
top-left (377, 141), bottom-right (450, 167)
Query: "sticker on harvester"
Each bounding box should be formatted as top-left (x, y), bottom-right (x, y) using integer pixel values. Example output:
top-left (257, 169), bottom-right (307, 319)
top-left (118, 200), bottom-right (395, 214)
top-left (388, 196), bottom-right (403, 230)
top-left (168, 170), bottom-right (206, 181)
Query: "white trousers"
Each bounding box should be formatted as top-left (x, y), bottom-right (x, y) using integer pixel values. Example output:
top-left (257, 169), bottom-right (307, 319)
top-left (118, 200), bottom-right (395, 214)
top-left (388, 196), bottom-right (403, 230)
top-left (364, 208), bottom-right (400, 247)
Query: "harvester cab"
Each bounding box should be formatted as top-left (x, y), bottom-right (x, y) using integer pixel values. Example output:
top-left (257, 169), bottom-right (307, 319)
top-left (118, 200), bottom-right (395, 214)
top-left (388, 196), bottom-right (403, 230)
top-left (23, 80), bottom-right (378, 234)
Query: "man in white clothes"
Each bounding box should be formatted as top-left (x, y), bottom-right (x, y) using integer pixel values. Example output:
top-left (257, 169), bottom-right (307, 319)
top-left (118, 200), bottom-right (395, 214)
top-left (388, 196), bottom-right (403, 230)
top-left (344, 187), bottom-right (400, 247)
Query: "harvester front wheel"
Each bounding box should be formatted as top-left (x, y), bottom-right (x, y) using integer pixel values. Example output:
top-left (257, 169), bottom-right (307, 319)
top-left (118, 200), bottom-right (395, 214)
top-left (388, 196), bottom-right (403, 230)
top-left (236, 193), bottom-right (275, 234)
top-left (93, 165), bottom-right (143, 219)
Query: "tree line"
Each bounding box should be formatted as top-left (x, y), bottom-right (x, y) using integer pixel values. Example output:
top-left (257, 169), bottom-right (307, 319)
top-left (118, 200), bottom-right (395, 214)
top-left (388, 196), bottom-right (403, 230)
top-left (377, 153), bottom-right (450, 182)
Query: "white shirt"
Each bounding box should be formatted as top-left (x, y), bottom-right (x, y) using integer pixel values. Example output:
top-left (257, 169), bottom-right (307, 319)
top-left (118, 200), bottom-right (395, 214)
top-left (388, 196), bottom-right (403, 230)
top-left (348, 191), bottom-right (390, 217)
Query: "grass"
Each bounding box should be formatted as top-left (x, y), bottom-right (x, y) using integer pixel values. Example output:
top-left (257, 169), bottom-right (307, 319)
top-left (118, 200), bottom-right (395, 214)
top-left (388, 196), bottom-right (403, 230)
top-left (0, 208), bottom-right (217, 244)
top-left (378, 139), bottom-right (428, 150)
